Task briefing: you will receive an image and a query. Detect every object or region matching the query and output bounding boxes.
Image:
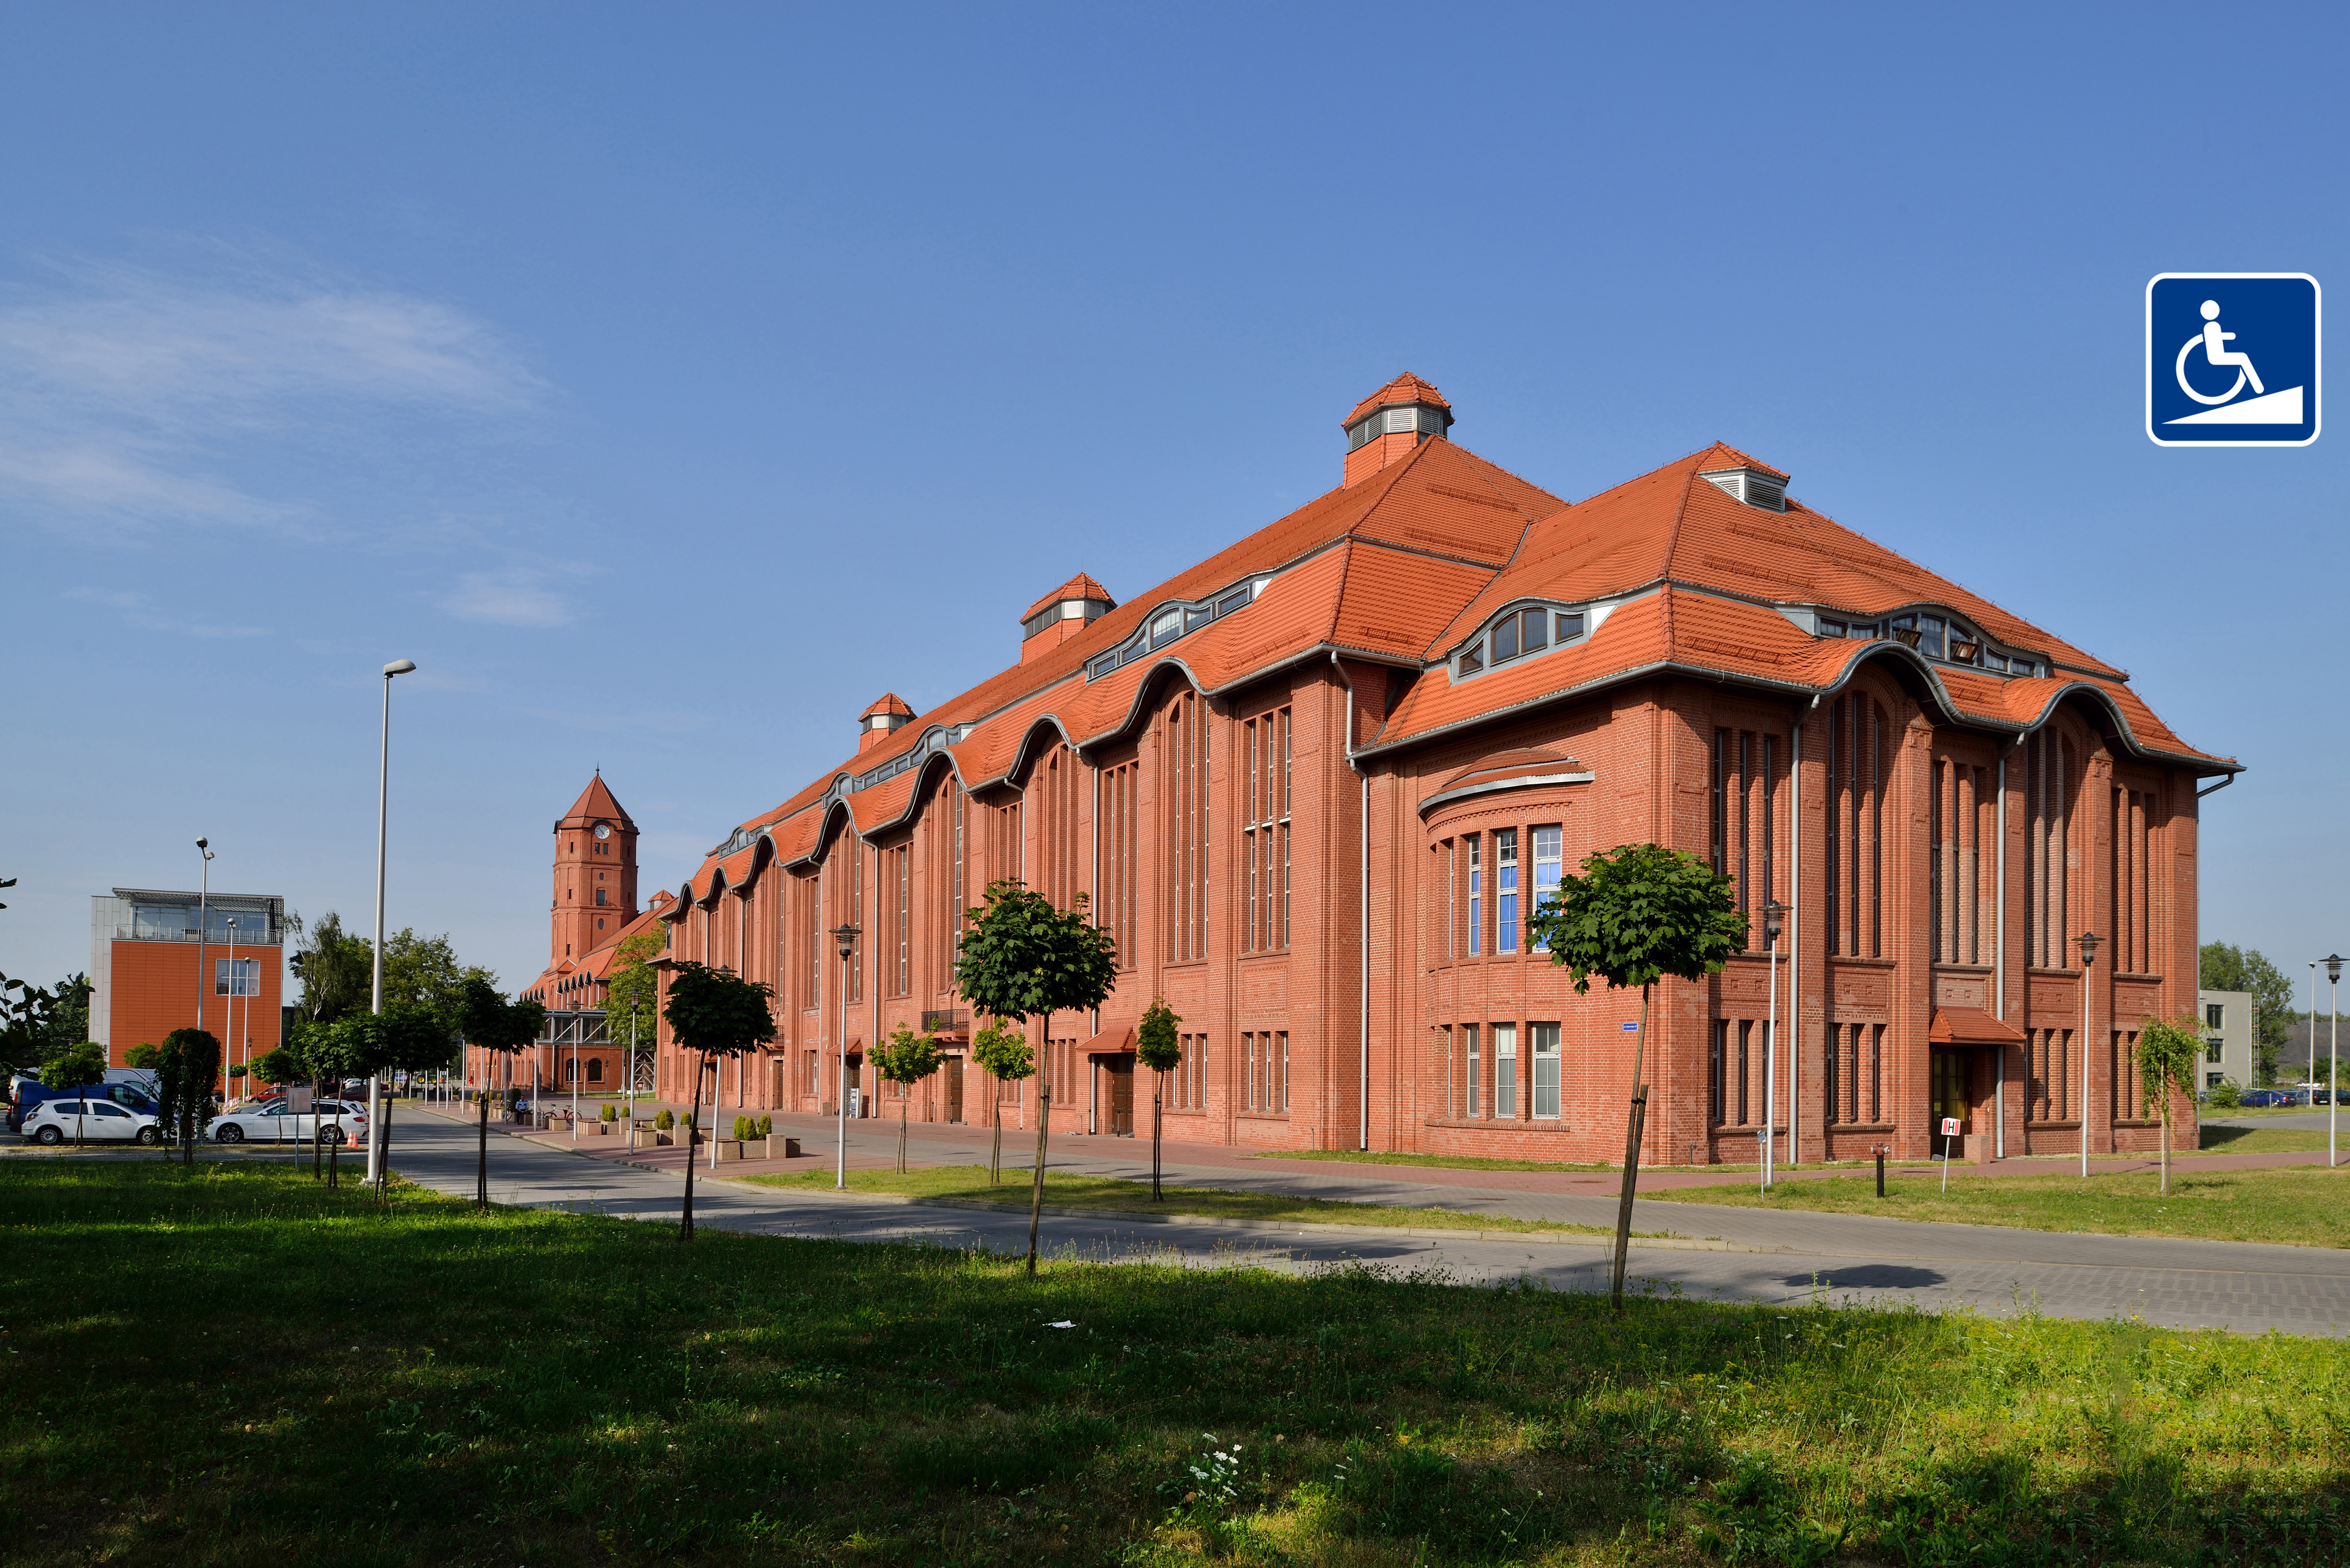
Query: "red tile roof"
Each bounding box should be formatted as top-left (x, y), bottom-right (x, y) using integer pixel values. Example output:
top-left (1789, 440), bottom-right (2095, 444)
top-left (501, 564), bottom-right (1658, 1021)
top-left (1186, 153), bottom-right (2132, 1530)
top-left (1345, 373), bottom-right (1452, 426)
top-left (1021, 573), bottom-right (1116, 624)
top-left (860, 692), bottom-right (915, 720)
top-left (659, 409), bottom-right (2230, 911)
top-left (557, 771), bottom-right (633, 830)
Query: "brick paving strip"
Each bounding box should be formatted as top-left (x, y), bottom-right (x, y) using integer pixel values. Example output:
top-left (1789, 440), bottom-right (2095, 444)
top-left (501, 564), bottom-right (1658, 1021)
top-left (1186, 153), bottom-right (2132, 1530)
top-left (376, 1106), bottom-right (2350, 1336)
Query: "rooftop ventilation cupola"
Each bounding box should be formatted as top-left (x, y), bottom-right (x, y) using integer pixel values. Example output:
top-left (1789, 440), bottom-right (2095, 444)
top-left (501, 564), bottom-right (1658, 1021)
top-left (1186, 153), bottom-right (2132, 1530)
top-left (1343, 373), bottom-right (1453, 486)
top-left (859, 692), bottom-right (915, 753)
top-left (1020, 573), bottom-right (1116, 665)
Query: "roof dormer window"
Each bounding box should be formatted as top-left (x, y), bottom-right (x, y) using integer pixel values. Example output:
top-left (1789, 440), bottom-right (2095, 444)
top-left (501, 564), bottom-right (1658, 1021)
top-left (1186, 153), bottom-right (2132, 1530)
top-left (1817, 604), bottom-right (2039, 675)
top-left (1453, 604), bottom-right (1590, 680)
top-left (1084, 576), bottom-right (1266, 680)
top-left (1701, 466), bottom-right (1788, 511)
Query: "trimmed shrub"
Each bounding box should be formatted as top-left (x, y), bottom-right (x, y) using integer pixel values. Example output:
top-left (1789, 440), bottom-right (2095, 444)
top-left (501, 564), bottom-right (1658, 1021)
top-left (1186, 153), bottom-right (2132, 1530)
top-left (654, 1108), bottom-right (674, 1130)
top-left (756, 1114), bottom-right (772, 1137)
top-left (600, 1103), bottom-right (617, 1122)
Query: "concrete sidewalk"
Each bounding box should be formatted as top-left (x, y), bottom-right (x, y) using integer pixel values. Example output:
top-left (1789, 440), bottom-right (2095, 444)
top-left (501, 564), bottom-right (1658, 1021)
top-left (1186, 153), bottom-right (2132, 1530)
top-left (401, 1104), bottom-right (2350, 1334)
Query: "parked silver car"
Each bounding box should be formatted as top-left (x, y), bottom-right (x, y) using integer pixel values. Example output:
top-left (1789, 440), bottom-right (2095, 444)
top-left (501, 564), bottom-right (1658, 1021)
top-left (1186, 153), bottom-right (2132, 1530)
top-left (209, 1100), bottom-right (368, 1144)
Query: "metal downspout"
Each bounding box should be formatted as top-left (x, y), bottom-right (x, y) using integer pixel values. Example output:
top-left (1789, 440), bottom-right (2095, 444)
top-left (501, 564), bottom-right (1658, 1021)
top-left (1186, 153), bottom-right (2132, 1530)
top-left (1996, 745), bottom-right (2008, 1159)
top-left (1334, 652), bottom-right (1369, 1153)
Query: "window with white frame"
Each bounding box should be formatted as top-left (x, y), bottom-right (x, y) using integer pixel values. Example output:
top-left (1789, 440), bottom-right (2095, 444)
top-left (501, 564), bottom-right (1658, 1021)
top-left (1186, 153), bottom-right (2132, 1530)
top-left (1493, 1023), bottom-right (1517, 1119)
top-left (1531, 1023), bottom-right (1560, 1118)
top-left (214, 957), bottom-right (260, 997)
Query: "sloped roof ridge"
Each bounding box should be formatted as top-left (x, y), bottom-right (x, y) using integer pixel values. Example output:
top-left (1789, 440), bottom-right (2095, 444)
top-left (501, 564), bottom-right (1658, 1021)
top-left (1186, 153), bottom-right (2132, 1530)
top-left (1021, 572), bottom-right (1116, 624)
top-left (559, 772), bottom-right (633, 828)
top-left (1345, 373), bottom-right (1451, 426)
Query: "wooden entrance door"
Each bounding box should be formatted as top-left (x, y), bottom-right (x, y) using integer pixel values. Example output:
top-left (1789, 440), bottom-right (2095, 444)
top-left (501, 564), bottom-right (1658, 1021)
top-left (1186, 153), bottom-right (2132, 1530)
top-left (1929, 1047), bottom-right (1972, 1136)
top-left (943, 1056), bottom-right (964, 1124)
top-left (1103, 1056), bottom-right (1135, 1136)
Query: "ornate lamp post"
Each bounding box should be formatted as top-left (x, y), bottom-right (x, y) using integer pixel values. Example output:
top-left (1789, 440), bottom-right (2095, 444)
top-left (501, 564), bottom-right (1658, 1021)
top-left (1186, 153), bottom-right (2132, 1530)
top-left (1761, 900), bottom-right (1788, 1191)
top-left (2077, 930), bottom-right (2100, 1177)
top-left (831, 923), bottom-right (859, 1189)
top-left (2328, 954), bottom-right (2343, 1168)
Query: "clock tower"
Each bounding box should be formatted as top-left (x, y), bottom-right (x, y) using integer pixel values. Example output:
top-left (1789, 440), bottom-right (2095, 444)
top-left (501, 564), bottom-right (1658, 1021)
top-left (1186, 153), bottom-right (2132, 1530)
top-left (551, 771), bottom-right (639, 966)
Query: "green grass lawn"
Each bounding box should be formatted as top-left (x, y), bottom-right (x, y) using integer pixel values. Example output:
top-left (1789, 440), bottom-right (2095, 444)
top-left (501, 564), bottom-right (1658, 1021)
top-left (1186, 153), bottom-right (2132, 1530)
top-left (2196, 1124), bottom-right (2331, 1154)
top-left (739, 1163), bottom-right (1621, 1235)
top-left (12, 1164), bottom-right (2350, 1565)
top-left (1649, 1164), bottom-right (2350, 1247)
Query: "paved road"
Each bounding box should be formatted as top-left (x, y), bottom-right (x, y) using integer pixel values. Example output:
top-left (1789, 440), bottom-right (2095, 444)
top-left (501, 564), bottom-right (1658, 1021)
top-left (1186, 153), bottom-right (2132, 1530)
top-left (391, 1109), bottom-right (2350, 1336)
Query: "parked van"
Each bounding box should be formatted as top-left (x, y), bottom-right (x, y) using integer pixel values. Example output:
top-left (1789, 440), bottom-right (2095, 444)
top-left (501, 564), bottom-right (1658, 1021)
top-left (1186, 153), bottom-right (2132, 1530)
top-left (9, 1069), bottom-right (160, 1133)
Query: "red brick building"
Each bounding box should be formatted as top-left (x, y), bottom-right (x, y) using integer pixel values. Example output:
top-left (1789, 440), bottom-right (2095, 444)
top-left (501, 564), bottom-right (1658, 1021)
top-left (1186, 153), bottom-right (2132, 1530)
top-left (633, 373), bottom-right (2234, 1163)
top-left (89, 888), bottom-right (285, 1075)
top-left (503, 773), bottom-right (670, 1095)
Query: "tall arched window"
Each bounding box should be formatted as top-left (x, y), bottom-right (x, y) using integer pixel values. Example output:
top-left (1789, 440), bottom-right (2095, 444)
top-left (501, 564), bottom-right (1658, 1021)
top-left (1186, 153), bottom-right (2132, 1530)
top-left (1823, 695), bottom-right (1888, 957)
top-left (1164, 690), bottom-right (1209, 962)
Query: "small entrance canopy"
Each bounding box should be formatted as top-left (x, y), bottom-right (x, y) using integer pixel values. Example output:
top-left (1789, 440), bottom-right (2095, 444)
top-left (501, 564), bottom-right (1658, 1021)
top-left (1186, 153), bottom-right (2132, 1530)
top-left (1928, 1006), bottom-right (2027, 1047)
top-left (1084, 1024), bottom-right (1136, 1055)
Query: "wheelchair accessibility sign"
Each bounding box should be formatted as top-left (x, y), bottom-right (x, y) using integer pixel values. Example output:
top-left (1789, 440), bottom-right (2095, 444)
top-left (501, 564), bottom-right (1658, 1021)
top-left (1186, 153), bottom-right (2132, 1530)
top-left (2146, 273), bottom-right (2320, 446)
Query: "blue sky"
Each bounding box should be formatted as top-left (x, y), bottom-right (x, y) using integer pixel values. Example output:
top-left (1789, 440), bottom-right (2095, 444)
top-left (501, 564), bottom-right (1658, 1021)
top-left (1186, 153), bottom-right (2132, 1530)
top-left (2, 4), bottom-right (2345, 1000)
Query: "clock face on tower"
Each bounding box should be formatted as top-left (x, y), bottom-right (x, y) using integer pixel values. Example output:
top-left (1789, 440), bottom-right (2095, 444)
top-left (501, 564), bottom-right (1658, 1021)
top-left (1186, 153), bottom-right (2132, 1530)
top-left (594, 823), bottom-right (611, 840)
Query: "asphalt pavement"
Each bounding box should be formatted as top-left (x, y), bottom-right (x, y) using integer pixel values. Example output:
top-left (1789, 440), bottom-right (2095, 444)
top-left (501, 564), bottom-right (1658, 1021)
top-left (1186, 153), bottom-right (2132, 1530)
top-left (384, 1107), bottom-right (2350, 1336)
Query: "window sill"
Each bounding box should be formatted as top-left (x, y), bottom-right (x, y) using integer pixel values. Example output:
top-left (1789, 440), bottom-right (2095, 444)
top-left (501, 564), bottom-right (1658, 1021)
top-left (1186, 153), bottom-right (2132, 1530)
top-left (1819, 1121), bottom-right (1896, 1133)
top-left (1237, 1110), bottom-right (1290, 1120)
top-left (2026, 1120), bottom-right (2083, 1131)
top-left (1826, 955), bottom-right (1899, 969)
top-left (1422, 1116), bottom-right (1564, 1131)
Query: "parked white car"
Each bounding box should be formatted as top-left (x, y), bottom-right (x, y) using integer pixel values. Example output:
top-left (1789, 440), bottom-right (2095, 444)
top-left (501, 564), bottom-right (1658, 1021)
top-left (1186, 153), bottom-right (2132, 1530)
top-left (209, 1100), bottom-right (368, 1145)
top-left (22, 1099), bottom-right (162, 1146)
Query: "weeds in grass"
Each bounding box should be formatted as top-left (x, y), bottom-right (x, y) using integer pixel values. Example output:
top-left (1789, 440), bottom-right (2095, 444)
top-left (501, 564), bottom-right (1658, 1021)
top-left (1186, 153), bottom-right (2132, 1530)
top-left (10, 1161), bottom-right (2350, 1565)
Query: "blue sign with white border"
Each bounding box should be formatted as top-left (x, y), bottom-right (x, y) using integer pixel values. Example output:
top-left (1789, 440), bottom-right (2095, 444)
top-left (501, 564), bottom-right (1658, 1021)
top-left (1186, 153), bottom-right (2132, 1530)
top-left (2146, 272), bottom-right (2320, 446)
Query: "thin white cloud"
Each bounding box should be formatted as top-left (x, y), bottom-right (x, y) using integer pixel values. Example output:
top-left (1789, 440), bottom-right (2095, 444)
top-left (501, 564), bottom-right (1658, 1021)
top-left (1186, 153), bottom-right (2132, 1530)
top-left (443, 564), bottom-right (579, 628)
top-left (0, 254), bottom-right (541, 532)
top-left (67, 586), bottom-right (269, 640)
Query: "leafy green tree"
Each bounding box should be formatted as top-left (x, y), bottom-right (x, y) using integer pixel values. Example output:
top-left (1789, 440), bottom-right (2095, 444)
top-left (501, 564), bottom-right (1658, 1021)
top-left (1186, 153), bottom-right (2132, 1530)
top-left (603, 928), bottom-right (666, 1097)
top-left (662, 961), bottom-right (776, 1242)
top-left (42, 975), bottom-right (90, 1062)
top-left (2135, 1016), bottom-right (2204, 1195)
top-left (0, 971), bottom-right (63, 1080)
top-left (288, 911), bottom-right (373, 1025)
top-left (457, 978), bottom-right (547, 1207)
top-left (39, 1041), bottom-right (107, 1147)
top-left (328, 1000), bottom-right (458, 1195)
top-left (952, 880), bottom-right (1120, 1273)
top-left (157, 1028), bottom-right (223, 1167)
top-left (1525, 843), bottom-right (1745, 1312)
top-left (1135, 998), bottom-right (1183, 1201)
top-left (2201, 942), bottom-right (2294, 1086)
top-left (970, 1020), bottom-right (1032, 1185)
top-left (873, 1027), bottom-right (945, 1173)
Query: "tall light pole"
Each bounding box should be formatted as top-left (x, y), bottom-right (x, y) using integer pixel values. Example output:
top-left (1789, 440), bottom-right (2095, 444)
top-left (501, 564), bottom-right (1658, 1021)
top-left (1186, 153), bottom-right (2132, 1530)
top-left (832, 922), bottom-right (859, 1189)
top-left (1761, 899), bottom-right (1787, 1191)
top-left (2077, 930), bottom-right (2100, 1178)
top-left (225, 916), bottom-right (240, 1089)
top-left (2328, 955), bottom-right (2344, 1168)
top-left (368, 658), bottom-right (418, 1189)
top-left (195, 838), bottom-right (214, 1038)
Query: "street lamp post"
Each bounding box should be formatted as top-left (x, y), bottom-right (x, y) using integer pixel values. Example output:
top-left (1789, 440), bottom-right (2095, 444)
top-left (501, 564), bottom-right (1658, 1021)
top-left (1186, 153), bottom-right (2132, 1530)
top-left (831, 923), bottom-right (859, 1189)
top-left (225, 916), bottom-right (240, 1089)
top-left (1761, 900), bottom-right (1788, 1191)
top-left (2328, 955), bottom-right (2344, 1168)
top-left (368, 658), bottom-right (417, 1190)
top-left (2077, 930), bottom-right (2100, 1178)
top-left (195, 838), bottom-right (214, 1039)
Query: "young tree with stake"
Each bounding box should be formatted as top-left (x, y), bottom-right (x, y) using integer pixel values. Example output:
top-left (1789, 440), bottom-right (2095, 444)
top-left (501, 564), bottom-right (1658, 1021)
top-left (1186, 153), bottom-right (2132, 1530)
top-left (661, 961), bottom-right (776, 1242)
top-left (1135, 998), bottom-right (1182, 1201)
top-left (157, 1028), bottom-right (223, 1166)
top-left (1523, 843), bottom-right (1744, 1312)
top-left (951, 880), bottom-right (1118, 1273)
top-left (2134, 1015), bottom-right (2203, 1195)
top-left (969, 1019), bottom-right (1032, 1185)
top-left (873, 1026), bottom-right (944, 1173)
top-left (457, 978), bottom-right (546, 1208)
top-left (38, 1041), bottom-right (107, 1148)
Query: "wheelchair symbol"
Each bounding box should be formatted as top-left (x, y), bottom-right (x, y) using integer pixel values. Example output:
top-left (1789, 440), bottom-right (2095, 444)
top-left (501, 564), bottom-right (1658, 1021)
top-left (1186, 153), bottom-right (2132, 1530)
top-left (2175, 299), bottom-right (2266, 406)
